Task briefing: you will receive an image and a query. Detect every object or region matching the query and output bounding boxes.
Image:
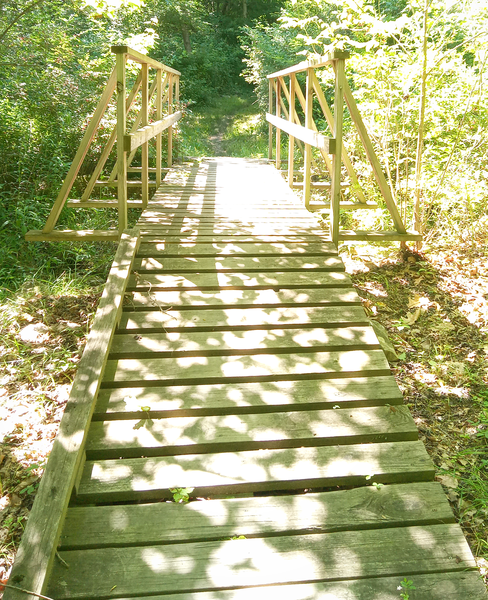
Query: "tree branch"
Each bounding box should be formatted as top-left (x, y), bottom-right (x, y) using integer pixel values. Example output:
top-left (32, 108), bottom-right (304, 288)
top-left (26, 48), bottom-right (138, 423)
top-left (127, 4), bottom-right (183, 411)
top-left (0, 0), bottom-right (46, 45)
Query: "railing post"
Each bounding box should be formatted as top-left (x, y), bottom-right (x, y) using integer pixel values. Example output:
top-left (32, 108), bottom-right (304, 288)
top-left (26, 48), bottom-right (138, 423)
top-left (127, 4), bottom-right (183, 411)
top-left (141, 63), bottom-right (149, 209)
top-left (288, 74), bottom-right (296, 188)
top-left (116, 52), bottom-right (128, 234)
top-left (303, 67), bottom-right (313, 209)
top-left (331, 58), bottom-right (345, 245)
top-left (275, 78), bottom-right (281, 169)
top-left (167, 74), bottom-right (173, 167)
top-left (268, 79), bottom-right (273, 160)
top-left (156, 69), bottom-right (162, 188)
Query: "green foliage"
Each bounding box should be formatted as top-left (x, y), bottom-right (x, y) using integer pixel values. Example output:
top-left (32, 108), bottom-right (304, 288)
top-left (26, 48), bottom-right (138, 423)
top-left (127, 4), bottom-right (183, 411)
top-left (242, 0), bottom-right (488, 244)
top-left (169, 487), bottom-right (193, 503)
top-left (398, 577), bottom-right (416, 600)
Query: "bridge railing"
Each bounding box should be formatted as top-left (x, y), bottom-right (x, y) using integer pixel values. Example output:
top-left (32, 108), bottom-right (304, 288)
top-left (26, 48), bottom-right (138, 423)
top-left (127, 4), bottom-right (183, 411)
top-left (267, 53), bottom-right (421, 245)
top-left (26, 46), bottom-right (182, 242)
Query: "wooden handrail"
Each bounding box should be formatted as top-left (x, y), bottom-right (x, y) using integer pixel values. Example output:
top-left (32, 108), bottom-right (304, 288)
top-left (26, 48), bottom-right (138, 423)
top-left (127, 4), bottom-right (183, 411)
top-left (26, 47), bottom-right (183, 242)
top-left (111, 45), bottom-right (181, 75)
top-left (267, 52), bottom-right (416, 245)
top-left (267, 51), bottom-right (349, 79)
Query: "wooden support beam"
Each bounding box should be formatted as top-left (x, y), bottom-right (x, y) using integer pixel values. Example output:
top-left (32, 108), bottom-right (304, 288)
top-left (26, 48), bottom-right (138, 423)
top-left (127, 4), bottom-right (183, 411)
top-left (338, 230), bottom-right (422, 241)
top-left (124, 111), bottom-right (183, 152)
top-left (303, 68), bottom-right (313, 209)
top-left (25, 229), bottom-right (121, 241)
top-left (156, 70), bottom-right (162, 188)
top-left (311, 71), bottom-right (367, 204)
top-left (342, 77), bottom-right (406, 233)
top-left (268, 79), bottom-right (273, 160)
top-left (330, 58), bottom-right (345, 245)
top-left (81, 71), bottom-right (142, 203)
top-left (41, 68), bottom-right (117, 233)
top-left (3, 231), bottom-right (140, 600)
top-left (275, 78), bottom-right (281, 169)
top-left (167, 74), bottom-right (173, 167)
top-left (116, 52), bottom-right (128, 234)
top-left (141, 63), bottom-right (149, 209)
top-left (293, 77), bottom-right (334, 176)
top-left (288, 75), bottom-right (296, 188)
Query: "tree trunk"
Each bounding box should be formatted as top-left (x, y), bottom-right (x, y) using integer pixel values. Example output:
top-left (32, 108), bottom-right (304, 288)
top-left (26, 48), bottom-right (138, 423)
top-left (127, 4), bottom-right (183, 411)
top-left (181, 25), bottom-right (191, 53)
top-left (242, 0), bottom-right (247, 19)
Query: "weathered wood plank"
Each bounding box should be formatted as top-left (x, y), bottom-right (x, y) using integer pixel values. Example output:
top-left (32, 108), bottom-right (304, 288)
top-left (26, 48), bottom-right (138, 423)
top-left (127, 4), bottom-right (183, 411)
top-left (118, 306), bottom-right (368, 332)
top-left (79, 573), bottom-right (488, 600)
top-left (124, 111), bottom-right (183, 152)
top-left (140, 235), bottom-right (333, 244)
top-left (48, 523), bottom-right (473, 599)
top-left (136, 241), bottom-right (338, 256)
top-left (266, 112), bottom-right (335, 154)
top-left (109, 326), bottom-right (380, 358)
top-left (127, 271), bottom-right (351, 291)
top-left (127, 287), bottom-right (361, 308)
top-left (86, 405), bottom-right (417, 458)
top-left (94, 376), bottom-right (404, 419)
top-left (2, 230), bottom-right (140, 600)
top-left (77, 440), bottom-right (434, 502)
top-left (60, 482), bottom-right (453, 549)
top-left (102, 349), bottom-right (391, 386)
top-left (132, 255), bottom-right (344, 272)
top-left (25, 229), bottom-right (120, 242)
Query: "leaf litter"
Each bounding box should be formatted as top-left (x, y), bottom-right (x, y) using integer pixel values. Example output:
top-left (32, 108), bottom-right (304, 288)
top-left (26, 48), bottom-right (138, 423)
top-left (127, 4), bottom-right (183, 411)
top-left (344, 241), bottom-right (488, 585)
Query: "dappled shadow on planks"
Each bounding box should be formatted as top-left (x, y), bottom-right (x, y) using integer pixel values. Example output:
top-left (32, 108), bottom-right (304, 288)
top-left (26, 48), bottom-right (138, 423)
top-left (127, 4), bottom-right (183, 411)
top-left (45, 159), bottom-right (487, 600)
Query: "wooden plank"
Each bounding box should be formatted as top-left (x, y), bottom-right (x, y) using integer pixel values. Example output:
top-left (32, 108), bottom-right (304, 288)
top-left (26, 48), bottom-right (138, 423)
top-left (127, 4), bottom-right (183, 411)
top-left (136, 241), bottom-right (339, 256)
top-left (126, 271), bottom-right (352, 291)
top-left (127, 287), bottom-right (361, 309)
top-left (132, 255), bottom-right (344, 272)
top-left (267, 51), bottom-right (350, 78)
top-left (140, 235), bottom-right (333, 244)
top-left (109, 326), bottom-right (380, 358)
top-left (72, 573), bottom-right (488, 600)
top-left (117, 306), bottom-right (369, 332)
top-left (124, 111), bottom-right (183, 152)
top-left (102, 349), bottom-right (391, 386)
top-left (3, 230), bottom-right (140, 600)
top-left (86, 405), bottom-right (417, 459)
top-left (266, 113), bottom-right (335, 154)
top-left (111, 45), bottom-right (181, 74)
top-left (25, 229), bottom-right (120, 242)
top-left (338, 230), bottom-right (423, 241)
top-left (60, 482), bottom-right (453, 549)
top-left (77, 439), bottom-right (435, 502)
top-left (95, 376), bottom-right (404, 419)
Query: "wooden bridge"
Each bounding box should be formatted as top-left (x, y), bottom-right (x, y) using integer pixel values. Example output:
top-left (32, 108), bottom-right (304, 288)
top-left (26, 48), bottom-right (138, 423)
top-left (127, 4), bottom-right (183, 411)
top-left (6, 49), bottom-right (487, 600)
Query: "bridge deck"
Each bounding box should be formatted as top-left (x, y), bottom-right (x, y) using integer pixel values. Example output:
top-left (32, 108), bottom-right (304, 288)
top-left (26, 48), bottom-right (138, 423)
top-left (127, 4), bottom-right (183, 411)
top-left (45, 158), bottom-right (485, 599)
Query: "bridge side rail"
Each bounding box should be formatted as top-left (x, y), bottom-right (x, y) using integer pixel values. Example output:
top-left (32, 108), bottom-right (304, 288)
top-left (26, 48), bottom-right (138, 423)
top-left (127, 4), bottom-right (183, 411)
top-left (3, 230), bottom-right (141, 600)
top-left (26, 47), bottom-right (182, 242)
top-left (266, 53), bottom-right (421, 245)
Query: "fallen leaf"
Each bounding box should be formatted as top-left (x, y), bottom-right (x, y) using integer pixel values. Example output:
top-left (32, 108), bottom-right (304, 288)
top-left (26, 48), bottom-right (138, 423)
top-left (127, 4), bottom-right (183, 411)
top-left (436, 475), bottom-right (458, 489)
